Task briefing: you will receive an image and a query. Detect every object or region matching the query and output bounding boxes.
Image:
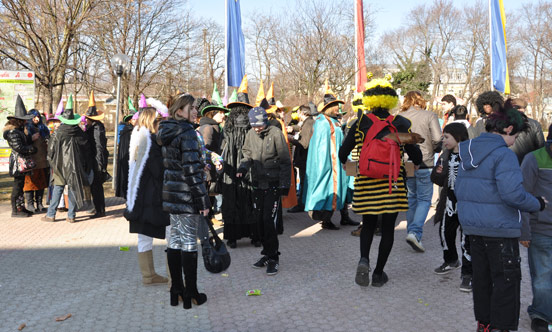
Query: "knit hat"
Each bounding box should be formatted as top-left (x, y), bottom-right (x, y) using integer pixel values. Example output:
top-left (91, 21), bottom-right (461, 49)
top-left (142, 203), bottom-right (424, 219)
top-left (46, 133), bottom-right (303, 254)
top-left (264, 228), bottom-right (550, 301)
top-left (248, 107), bottom-right (267, 127)
top-left (362, 73), bottom-right (398, 111)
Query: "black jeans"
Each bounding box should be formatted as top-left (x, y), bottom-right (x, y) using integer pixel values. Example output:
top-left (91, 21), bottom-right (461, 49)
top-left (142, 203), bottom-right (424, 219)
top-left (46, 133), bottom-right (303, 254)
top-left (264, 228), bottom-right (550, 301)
top-left (253, 188), bottom-right (280, 260)
top-left (439, 212), bottom-right (472, 276)
top-left (11, 175), bottom-right (25, 211)
top-left (471, 235), bottom-right (521, 330)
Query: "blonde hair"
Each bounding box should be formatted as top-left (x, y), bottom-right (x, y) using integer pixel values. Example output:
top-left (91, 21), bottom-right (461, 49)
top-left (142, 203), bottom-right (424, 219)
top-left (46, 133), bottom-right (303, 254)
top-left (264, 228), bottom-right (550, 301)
top-left (136, 107), bottom-right (158, 133)
top-left (401, 91), bottom-right (427, 111)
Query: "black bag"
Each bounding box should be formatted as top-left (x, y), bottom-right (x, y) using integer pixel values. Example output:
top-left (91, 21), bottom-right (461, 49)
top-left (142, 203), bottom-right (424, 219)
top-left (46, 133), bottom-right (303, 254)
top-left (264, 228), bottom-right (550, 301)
top-left (201, 216), bottom-right (231, 273)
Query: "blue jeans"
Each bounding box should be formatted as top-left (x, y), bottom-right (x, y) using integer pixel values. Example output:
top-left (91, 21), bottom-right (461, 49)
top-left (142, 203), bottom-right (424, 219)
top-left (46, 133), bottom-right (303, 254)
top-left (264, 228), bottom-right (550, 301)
top-left (406, 168), bottom-right (433, 241)
top-left (46, 185), bottom-right (76, 219)
top-left (528, 232), bottom-right (552, 323)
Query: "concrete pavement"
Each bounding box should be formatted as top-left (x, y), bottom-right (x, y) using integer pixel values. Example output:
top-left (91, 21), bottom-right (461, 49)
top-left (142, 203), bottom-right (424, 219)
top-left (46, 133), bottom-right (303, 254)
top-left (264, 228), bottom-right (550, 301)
top-left (0, 196), bottom-right (536, 331)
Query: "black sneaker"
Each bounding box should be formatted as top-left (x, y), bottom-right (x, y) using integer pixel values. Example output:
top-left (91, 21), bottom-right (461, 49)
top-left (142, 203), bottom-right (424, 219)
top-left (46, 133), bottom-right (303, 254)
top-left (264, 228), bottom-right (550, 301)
top-left (531, 318), bottom-right (550, 332)
top-left (459, 276), bottom-right (472, 292)
top-left (355, 257), bottom-right (371, 287)
top-left (266, 259), bottom-right (279, 275)
top-left (434, 260), bottom-right (460, 275)
top-left (252, 256), bottom-right (269, 269)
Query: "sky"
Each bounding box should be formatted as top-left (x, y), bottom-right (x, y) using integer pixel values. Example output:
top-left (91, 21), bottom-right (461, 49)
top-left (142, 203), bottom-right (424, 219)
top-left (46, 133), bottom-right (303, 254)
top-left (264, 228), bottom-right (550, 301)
top-left (191, 0), bottom-right (527, 39)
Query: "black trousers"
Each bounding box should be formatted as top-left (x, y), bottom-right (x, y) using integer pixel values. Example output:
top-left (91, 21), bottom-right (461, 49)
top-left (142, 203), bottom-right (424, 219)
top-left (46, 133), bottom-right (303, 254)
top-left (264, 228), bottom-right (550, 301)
top-left (90, 170), bottom-right (105, 213)
top-left (253, 188), bottom-right (280, 260)
top-left (438, 212), bottom-right (472, 276)
top-left (471, 235), bottom-right (521, 330)
top-left (297, 167), bottom-right (306, 206)
top-left (11, 175), bottom-right (25, 211)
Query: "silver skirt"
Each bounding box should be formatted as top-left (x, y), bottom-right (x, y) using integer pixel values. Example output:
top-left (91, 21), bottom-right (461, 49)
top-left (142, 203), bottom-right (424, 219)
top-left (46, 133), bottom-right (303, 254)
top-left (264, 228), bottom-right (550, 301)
top-left (167, 213), bottom-right (201, 252)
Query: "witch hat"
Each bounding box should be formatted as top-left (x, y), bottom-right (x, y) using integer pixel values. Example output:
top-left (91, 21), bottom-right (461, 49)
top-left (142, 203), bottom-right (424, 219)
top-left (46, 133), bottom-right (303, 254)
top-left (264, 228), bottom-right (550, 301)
top-left (8, 95), bottom-right (34, 121)
top-left (266, 82), bottom-right (276, 106)
top-left (200, 85), bottom-right (229, 117)
top-left (123, 97), bottom-right (138, 122)
top-left (84, 91), bottom-right (105, 121)
top-left (255, 80), bottom-right (265, 107)
top-left (319, 78), bottom-right (344, 113)
top-left (47, 98), bottom-right (64, 122)
top-left (227, 74), bottom-right (252, 109)
top-left (59, 94), bottom-right (82, 125)
top-left (139, 94), bottom-right (148, 109)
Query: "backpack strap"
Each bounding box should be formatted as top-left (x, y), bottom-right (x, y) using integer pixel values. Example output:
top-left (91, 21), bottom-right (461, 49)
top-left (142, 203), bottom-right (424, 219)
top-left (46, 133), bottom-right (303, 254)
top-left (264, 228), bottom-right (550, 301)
top-left (365, 113), bottom-right (391, 143)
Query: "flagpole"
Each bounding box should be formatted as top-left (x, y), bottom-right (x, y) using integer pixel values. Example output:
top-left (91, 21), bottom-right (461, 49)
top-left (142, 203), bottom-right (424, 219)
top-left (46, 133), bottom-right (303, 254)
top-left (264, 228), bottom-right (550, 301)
top-left (354, 0), bottom-right (358, 92)
top-left (489, 0), bottom-right (493, 91)
top-left (225, 0), bottom-right (229, 101)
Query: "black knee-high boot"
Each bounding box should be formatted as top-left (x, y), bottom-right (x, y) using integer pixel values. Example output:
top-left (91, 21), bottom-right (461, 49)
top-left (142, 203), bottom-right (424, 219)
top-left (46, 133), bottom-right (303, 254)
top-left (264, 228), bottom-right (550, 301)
top-left (181, 251), bottom-right (207, 309)
top-left (166, 248), bottom-right (185, 306)
top-left (24, 191), bottom-right (36, 213)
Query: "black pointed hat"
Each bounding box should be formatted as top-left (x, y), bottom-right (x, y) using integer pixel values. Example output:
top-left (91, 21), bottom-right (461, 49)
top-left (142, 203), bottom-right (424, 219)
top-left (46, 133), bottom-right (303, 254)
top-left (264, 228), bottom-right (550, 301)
top-left (8, 95), bottom-right (34, 120)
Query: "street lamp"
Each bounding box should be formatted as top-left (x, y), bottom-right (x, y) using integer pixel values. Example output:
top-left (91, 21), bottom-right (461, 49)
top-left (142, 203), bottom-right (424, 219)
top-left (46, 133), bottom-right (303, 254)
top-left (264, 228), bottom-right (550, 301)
top-left (110, 53), bottom-right (130, 190)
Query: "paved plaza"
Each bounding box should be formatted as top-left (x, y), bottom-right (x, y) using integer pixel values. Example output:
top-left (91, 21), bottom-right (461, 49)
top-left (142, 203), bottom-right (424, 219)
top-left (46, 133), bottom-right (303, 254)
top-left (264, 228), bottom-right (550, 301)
top-left (0, 196), bottom-right (536, 331)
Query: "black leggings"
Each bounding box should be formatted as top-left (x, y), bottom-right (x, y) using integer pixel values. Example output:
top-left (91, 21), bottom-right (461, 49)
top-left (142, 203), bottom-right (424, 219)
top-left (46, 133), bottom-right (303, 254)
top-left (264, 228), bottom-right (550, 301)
top-left (360, 213), bottom-right (398, 274)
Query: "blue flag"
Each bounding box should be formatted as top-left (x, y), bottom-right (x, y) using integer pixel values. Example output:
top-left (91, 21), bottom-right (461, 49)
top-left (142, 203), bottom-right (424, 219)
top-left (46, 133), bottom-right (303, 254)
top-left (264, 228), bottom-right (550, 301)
top-left (490, 0), bottom-right (510, 94)
top-left (227, 0), bottom-right (245, 87)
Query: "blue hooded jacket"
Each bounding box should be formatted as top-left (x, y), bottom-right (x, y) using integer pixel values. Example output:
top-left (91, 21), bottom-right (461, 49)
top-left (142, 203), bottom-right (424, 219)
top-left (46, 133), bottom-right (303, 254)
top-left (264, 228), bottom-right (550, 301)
top-left (456, 132), bottom-right (541, 238)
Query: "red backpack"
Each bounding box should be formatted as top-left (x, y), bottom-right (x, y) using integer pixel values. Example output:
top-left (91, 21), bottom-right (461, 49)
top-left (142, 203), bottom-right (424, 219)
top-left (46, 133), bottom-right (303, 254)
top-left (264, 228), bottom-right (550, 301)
top-left (358, 113), bottom-right (401, 193)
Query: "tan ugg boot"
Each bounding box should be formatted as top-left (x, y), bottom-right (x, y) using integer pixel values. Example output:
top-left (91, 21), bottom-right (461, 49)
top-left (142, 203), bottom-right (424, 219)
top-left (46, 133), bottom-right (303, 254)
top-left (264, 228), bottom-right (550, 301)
top-left (138, 250), bottom-right (168, 285)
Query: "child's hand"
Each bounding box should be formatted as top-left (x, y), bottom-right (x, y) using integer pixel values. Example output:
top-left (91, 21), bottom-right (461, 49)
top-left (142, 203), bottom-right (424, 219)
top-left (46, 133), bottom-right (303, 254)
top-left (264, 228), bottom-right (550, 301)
top-left (435, 165), bottom-right (443, 174)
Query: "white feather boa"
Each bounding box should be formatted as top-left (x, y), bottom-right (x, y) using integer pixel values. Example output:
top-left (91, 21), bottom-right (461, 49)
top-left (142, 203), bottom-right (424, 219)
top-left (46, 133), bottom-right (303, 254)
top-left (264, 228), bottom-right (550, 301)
top-left (126, 126), bottom-right (152, 212)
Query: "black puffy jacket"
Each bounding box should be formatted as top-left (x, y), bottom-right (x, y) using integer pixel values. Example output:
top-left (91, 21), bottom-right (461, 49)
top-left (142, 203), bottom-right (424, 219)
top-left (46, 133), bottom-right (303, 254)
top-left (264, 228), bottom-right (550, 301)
top-left (3, 123), bottom-right (36, 177)
top-left (510, 117), bottom-right (545, 164)
top-left (157, 119), bottom-right (210, 214)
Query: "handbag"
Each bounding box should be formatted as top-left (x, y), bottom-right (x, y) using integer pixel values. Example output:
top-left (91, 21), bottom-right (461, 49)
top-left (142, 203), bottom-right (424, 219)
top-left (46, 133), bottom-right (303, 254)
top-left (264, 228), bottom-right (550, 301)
top-left (201, 216), bottom-right (231, 273)
top-left (17, 155), bottom-right (36, 173)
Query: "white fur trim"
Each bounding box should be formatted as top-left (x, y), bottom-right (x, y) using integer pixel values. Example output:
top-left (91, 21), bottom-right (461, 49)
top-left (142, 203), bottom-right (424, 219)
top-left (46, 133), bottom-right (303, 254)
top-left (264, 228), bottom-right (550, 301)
top-left (146, 98), bottom-right (169, 117)
top-left (126, 127), bottom-right (152, 212)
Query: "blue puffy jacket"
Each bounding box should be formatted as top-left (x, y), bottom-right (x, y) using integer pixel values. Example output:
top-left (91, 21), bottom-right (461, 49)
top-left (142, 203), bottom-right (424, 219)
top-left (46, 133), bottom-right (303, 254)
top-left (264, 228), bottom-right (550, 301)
top-left (456, 132), bottom-right (541, 238)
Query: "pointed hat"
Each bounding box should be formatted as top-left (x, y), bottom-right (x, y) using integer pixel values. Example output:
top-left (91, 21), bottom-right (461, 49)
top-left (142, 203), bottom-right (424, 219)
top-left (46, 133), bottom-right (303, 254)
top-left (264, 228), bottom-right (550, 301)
top-left (59, 94), bottom-right (82, 125)
top-left (255, 80), bottom-right (265, 107)
top-left (84, 91), bottom-right (105, 121)
top-left (227, 74), bottom-right (252, 109)
top-left (123, 96), bottom-right (138, 122)
top-left (266, 82), bottom-right (275, 106)
top-left (211, 83), bottom-right (224, 107)
top-left (8, 94), bottom-right (34, 120)
top-left (319, 78), bottom-right (344, 113)
top-left (139, 94), bottom-right (148, 108)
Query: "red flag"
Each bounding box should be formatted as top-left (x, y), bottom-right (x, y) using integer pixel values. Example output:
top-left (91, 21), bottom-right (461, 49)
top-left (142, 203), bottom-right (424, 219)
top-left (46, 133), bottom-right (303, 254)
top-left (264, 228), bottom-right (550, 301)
top-left (355, 0), bottom-right (367, 92)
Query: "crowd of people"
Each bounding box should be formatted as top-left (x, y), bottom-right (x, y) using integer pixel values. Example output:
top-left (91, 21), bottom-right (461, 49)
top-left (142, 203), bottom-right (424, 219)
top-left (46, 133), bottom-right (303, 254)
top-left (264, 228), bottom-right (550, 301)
top-left (3, 73), bottom-right (551, 331)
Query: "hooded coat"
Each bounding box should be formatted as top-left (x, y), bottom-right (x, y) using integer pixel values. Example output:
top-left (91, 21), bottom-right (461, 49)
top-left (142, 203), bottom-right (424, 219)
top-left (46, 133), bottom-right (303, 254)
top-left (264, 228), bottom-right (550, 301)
top-left (123, 127), bottom-right (169, 238)
top-left (157, 119), bottom-right (210, 214)
top-left (47, 123), bottom-right (91, 209)
top-left (455, 132), bottom-right (542, 238)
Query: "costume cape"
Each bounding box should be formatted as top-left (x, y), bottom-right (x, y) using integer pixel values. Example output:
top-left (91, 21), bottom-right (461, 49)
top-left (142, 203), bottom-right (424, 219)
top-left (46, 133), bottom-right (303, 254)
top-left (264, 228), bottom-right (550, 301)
top-left (304, 114), bottom-right (347, 211)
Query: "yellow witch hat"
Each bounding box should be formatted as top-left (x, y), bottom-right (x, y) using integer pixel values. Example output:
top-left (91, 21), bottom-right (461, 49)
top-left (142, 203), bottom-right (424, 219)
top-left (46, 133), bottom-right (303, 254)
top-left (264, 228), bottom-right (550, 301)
top-left (255, 80), bottom-right (265, 107)
top-left (227, 74), bottom-right (252, 108)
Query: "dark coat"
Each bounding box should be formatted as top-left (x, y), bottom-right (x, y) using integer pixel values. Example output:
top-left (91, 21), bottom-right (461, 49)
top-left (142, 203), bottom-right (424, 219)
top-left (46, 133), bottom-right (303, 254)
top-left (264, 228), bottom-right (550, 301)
top-left (198, 117), bottom-right (222, 155)
top-left (431, 148), bottom-right (451, 225)
top-left (238, 125), bottom-right (291, 190)
top-left (510, 117), bottom-right (545, 164)
top-left (124, 128), bottom-right (169, 239)
top-left (3, 123), bottom-right (36, 177)
top-left (289, 115), bottom-right (314, 169)
top-left (47, 124), bottom-right (91, 209)
top-left (115, 123), bottom-right (133, 198)
top-left (157, 119), bottom-right (210, 214)
top-left (86, 121), bottom-right (109, 172)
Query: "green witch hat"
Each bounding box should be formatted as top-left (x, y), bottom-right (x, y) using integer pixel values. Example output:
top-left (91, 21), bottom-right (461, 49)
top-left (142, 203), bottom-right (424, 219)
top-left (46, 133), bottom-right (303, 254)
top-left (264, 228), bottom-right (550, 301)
top-left (200, 83), bottom-right (229, 116)
top-left (59, 94), bottom-right (82, 125)
top-left (124, 97), bottom-right (138, 122)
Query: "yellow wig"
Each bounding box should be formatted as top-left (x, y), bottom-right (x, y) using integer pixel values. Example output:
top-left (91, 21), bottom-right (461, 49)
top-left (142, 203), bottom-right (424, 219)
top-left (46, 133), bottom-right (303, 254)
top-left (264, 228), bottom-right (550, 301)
top-left (362, 77), bottom-right (398, 111)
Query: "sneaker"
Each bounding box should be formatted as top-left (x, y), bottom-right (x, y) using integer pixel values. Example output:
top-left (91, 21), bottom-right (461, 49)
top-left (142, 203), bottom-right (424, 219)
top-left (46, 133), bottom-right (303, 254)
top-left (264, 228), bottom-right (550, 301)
top-left (355, 257), bottom-right (371, 287)
top-left (266, 259), bottom-right (279, 275)
top-left (41, 216), bottom-right (56, 222)
top-left (252, 256), bottom-right (269, 269)
top-left (12, 210), bottom-right (32, 218)
top-left (371, 271), bottom-right (389, 287)
top-left (405, 233), bottom-right (425, 252)
top-left (531, 318), bottom-right (550, 332)
top-left (433, 260), bottom-right (461, 275)
top-left (477, 322), bottom-right (489, 332)
top-left (459, 276), bottom-right (472, 292)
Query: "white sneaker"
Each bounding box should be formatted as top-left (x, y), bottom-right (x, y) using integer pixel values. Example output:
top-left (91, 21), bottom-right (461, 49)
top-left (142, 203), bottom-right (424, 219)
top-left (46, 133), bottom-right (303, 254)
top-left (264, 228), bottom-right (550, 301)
top-left (406, 233), bottom-right (425, 252)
